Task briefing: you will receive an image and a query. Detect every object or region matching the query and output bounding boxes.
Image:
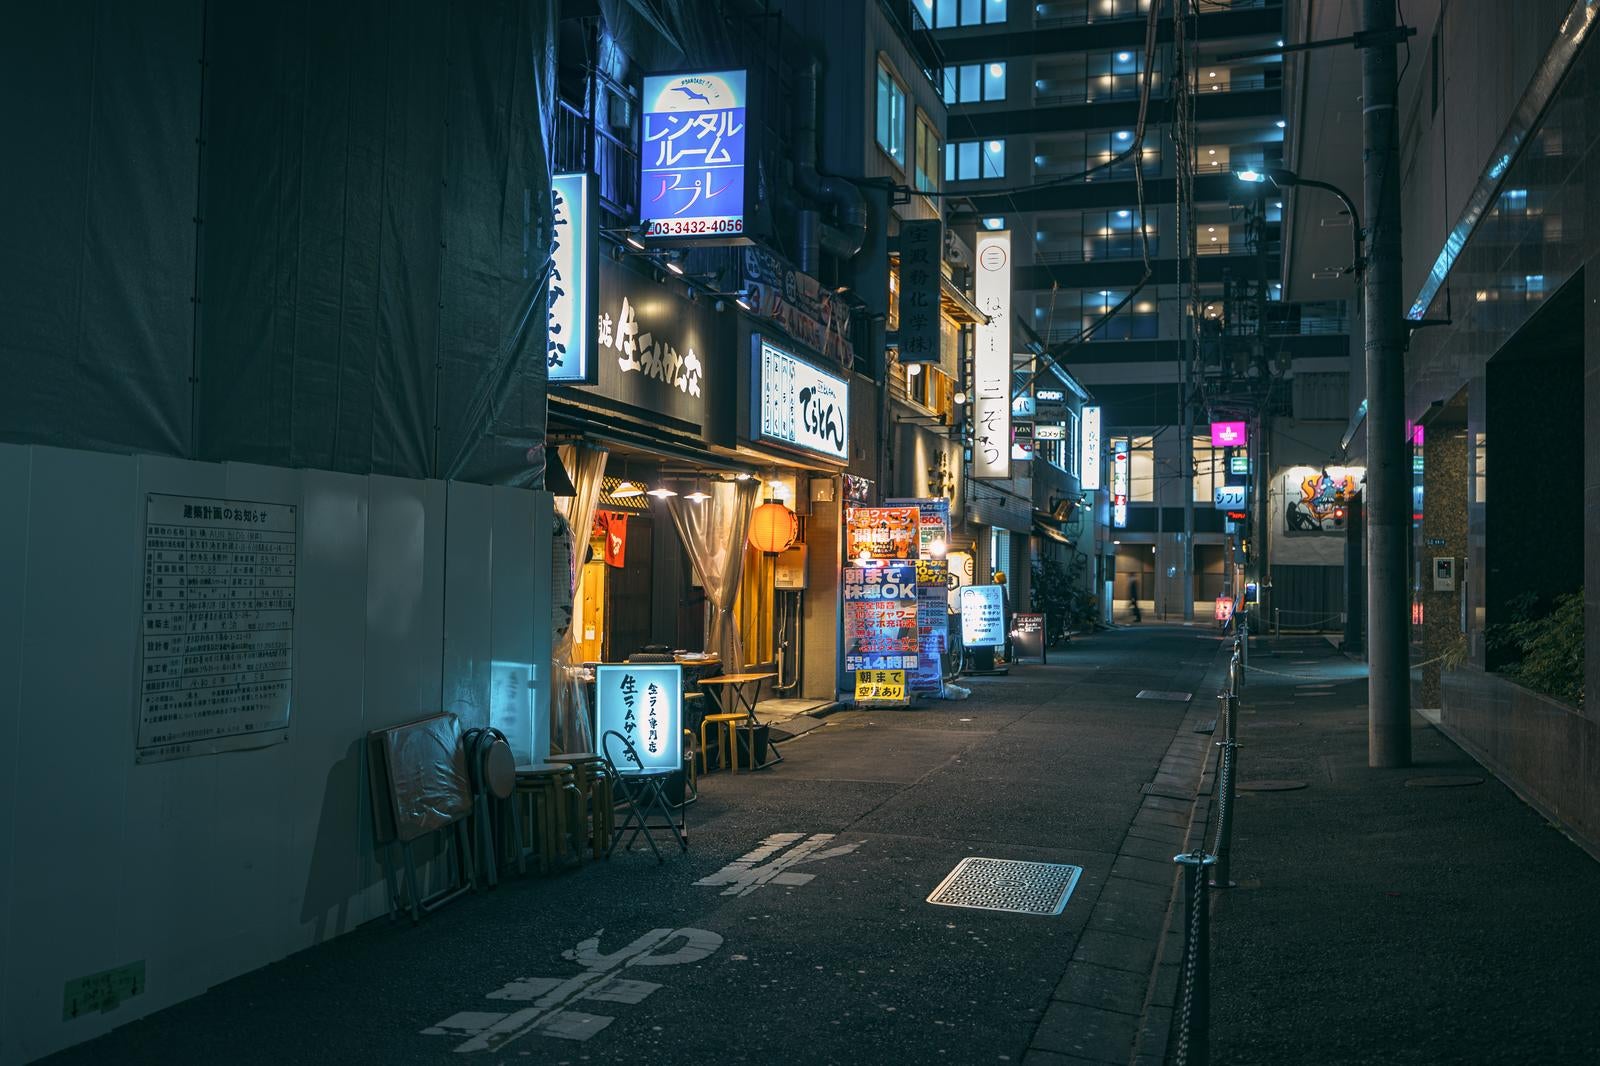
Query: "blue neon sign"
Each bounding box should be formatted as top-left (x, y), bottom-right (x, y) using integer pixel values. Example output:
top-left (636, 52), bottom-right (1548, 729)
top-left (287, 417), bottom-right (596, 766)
top-left (640, 70), bottom-right (747, 240)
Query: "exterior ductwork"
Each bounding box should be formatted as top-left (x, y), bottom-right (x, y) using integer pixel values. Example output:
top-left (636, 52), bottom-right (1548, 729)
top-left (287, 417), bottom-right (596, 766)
top-left (795, 57), bottom-right (868, 273)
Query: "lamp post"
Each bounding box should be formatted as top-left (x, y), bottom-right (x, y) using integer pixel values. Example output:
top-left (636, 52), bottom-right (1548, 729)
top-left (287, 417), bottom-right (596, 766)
top-left (1234, 167), bottom-right (1364, 280)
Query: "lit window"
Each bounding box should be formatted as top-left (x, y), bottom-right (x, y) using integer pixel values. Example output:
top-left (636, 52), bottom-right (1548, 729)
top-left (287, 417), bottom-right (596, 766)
top-left (944, 139), bottom-right (1005, 181)
top-left (925, 0), bottom-right (1005, 27)
top-left (944, 62), bottom-right (1008, 104)
top-left (914, 111), bottom-right (941, 194)
top-left (875, 62), bottom-right (906, 167)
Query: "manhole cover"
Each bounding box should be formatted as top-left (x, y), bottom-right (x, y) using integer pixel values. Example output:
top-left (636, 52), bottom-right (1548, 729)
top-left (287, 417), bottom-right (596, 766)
top-left (927, 857), bottom-right (1083, 916)
top-left (1238, 779), bottom-right (1308, 792)
top-left (1404, 775), bottom-right (1485, 789)
top-left (1136, 690), bottom-right (1193, 702)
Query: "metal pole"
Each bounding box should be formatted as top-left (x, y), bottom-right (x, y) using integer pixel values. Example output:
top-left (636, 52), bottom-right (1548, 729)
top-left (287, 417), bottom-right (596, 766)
top-left (1344, 489), bottom-right (1366, 653)
top-left (1361, 0), bottom-right (1411, 767)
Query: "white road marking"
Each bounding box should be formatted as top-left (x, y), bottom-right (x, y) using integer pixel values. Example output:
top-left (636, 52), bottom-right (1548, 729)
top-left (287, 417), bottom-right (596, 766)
top-left (695, 832), bottom-right (864, 897)
top-left (420, 926), bottom-right (722, 1052)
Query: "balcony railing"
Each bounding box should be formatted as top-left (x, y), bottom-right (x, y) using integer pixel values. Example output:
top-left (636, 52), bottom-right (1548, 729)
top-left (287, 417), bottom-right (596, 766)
top-left (1034, 81), bottom-right (1167, 107)
top-left (1034, 0), bottom-right (1269, 28)
top-left (552, 98), bottom-right (640, 221)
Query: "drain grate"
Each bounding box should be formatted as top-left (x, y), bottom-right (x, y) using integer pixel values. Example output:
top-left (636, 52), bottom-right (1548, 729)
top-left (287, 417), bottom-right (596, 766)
top-left (926, 857), bottom-right (1083, 916)
top-left (1136, 690), bottom-right (1193, 702)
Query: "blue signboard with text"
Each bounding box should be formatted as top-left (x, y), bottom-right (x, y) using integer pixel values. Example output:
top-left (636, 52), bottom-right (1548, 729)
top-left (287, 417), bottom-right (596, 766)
top-left (641, 70), bottom-right (747, 240)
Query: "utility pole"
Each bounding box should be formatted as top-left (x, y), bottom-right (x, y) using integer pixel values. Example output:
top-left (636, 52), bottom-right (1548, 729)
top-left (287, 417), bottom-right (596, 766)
top-left (1361, 0), bottom-right (1410, 767)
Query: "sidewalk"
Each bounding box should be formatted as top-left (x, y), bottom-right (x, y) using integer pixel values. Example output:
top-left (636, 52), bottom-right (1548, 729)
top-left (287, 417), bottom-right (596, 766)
top-left (1208, 635), bottom-right (1600, 1065)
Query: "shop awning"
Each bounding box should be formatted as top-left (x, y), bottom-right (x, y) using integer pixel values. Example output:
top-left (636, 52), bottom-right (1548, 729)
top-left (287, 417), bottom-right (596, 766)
top-left (939, 275), bottom-right (987, 325)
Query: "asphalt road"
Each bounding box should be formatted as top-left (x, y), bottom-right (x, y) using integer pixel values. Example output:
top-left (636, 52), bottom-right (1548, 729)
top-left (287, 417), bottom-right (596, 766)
top-left (44, 625), bottom-right (1225, 1066)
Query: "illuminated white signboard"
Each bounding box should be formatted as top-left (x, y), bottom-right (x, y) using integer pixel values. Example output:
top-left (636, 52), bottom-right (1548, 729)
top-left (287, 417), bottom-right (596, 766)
top-left (641, 70), bottom-right (747, 240)
top-left (1035, 424), bottom-right (1065, 440)
top-left (754, 338), bottom-right (849, 460)
top-left (1082, 406), bottom-right (1103, 490)
top-left (972, 232), bottom-right (1012, 479)
top-left (549, 173), bottom-right (597, 383)
top-left (595, 664), bottom-right (683, 772)
top-left (959, 585), bottom-right (1006, 647)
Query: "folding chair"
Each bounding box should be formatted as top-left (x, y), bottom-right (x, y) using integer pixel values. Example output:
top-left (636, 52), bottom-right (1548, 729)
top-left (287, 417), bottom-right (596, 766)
top-left (600, 729), bottom-right (688, 863)
top-left (463, 727), bottom-right (525, 887)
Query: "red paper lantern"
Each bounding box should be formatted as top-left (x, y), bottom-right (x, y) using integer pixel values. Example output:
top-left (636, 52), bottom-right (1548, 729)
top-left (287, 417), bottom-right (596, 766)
top-left (748, 499), bottom-right (799, 554)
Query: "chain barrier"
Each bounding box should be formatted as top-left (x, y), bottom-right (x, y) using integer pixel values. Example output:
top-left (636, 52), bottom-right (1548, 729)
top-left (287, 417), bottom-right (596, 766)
top-left (1172, 850), bottom-right (1215, 1066)
top-left (1172, 641), bottom-right (1242, 1064)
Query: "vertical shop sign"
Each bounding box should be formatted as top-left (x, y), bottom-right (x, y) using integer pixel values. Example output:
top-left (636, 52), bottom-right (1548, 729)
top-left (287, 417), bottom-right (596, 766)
top-left (137, 494), bottom-right (297, 763)
top-left (1081, 405), bottom-right (1102, 491)
top-left (640, 70), bottom-right (748, 239)
top-left (898, 219), bottom-right (943, 365)
top-left (972, 232), bottom-right (1012, 479)
top-left (549, 173), bottom-right (598, 383)
top-left (1112, 439), bottom-right (1129, 529)
top-left (595, 664), bottom-right (683, 771)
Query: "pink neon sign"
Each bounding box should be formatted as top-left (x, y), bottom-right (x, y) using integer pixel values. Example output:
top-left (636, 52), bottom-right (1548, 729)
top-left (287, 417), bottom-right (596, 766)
top-left (1210, 421), bottom-right (1247, 447)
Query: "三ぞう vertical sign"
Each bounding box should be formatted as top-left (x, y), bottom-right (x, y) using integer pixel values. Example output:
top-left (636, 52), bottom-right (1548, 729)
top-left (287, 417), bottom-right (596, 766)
top-left (972, 232), bottom-right (1012, 479)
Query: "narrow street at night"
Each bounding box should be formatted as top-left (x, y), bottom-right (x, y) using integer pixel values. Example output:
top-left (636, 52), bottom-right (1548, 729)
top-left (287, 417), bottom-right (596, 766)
top-left (42, 627), bottom-right (1227, 1066)
top-left (7, 0), bottom-right (1600, 1062)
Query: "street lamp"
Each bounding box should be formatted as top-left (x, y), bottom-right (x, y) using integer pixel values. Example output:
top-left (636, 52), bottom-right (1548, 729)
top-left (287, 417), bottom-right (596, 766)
top-left (1235, 166), bottom-right (1364, 277)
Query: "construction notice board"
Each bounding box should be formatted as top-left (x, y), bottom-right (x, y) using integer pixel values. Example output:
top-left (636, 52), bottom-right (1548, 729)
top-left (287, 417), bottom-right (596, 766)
top-left (137, 493), bottom-right (298, 762)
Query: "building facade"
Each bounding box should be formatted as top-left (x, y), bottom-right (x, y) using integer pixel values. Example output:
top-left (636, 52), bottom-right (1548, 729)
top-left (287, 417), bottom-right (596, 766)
top-left (1286, 0), bottom-right (1600, 855)
top-left (926, 0), bottom-right (1354, 624)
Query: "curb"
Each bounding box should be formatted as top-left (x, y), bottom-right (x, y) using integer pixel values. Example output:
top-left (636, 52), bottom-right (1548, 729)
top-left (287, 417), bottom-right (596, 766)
top-left (1022, 639), bottom-right (1233, 1065)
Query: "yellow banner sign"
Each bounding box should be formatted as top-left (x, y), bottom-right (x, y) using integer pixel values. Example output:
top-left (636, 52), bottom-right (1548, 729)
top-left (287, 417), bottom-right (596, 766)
top-left (855, 669), bottom-right (907, 703)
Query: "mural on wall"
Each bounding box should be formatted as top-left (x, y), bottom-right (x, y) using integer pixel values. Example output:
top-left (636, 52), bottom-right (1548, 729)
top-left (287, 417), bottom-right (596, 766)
top-left (1283, 467), bottom-right (1363, 534)
top-left (1270, 465), bottom-right (1366, 567)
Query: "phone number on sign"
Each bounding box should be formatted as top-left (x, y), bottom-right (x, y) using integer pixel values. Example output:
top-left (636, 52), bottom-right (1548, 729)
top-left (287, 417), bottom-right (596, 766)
top-left (645, 217), bottom-right (744, 236)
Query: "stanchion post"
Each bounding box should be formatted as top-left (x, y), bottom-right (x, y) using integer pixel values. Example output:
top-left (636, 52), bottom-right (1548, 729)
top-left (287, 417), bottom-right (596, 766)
top-left (1173, 850), bottom-right (1216, 1066)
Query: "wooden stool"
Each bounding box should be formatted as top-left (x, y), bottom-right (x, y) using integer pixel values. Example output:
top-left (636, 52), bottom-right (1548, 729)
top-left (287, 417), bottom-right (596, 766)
top-left (514, 762), bottom-right (581, 872)
top-left (700, 712), bottom-right (745, 773)
top-left (555, 753), bottom-right (612, 861)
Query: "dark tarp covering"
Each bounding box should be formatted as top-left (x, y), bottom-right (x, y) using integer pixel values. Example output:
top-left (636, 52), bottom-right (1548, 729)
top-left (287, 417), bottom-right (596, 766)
top-left (1, 0), bottom-right (202, 457)
top-left (1, 0), bottom-right (558, 487)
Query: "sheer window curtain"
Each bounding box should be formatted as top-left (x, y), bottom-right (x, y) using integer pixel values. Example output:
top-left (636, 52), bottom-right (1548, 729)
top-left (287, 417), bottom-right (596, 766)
top-left (666, 480), bottom-right (760, 671)
top-left (550, 443), bottom-right (608, 754)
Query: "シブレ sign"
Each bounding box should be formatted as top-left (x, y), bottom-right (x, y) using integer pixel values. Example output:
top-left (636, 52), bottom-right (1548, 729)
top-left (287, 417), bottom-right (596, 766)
top-left (1213, 484), bottom-right (1247, 510)
top-left (641, 70), bottom-right (747, 239)
top-left (549, 173), bottom-right (598, 383)
top-left (595, 664), bottom-right (682, 772)
top-left (959, 585), bottom-right (1006, 648)
top-left (754, 338), bottom-right (849, 460)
